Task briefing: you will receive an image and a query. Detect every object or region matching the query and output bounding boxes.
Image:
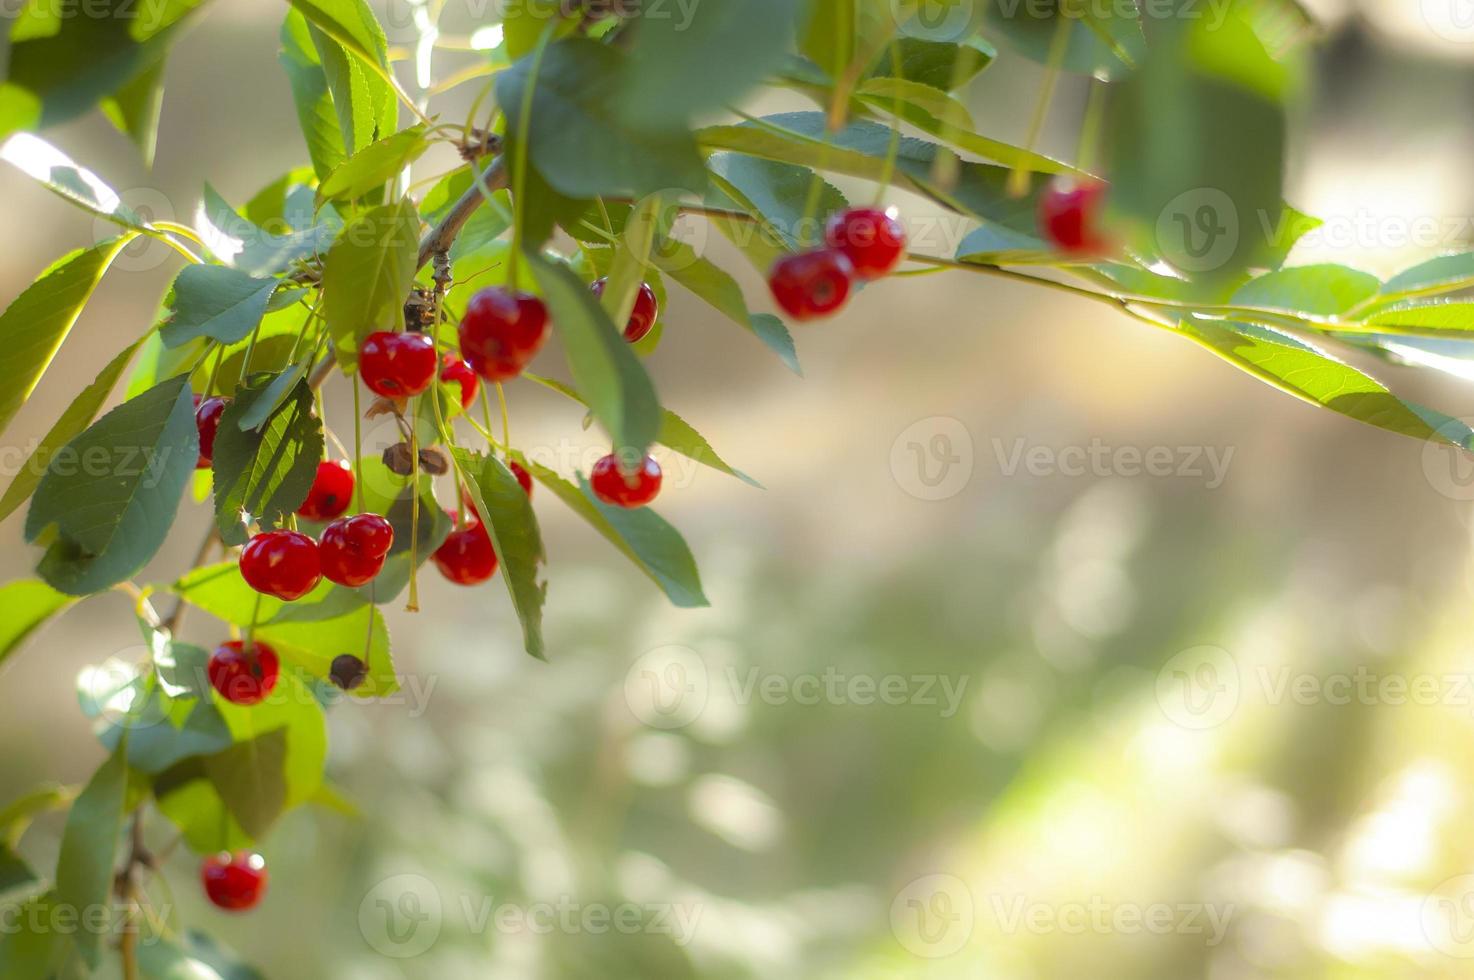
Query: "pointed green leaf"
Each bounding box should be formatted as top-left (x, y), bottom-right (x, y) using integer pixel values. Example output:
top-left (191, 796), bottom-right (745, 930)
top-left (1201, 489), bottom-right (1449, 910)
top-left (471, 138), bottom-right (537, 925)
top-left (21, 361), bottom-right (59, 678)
top-left (451, 449), bottom-right (547, 660)
top-left (1232, 264), bottom-right (1380, 316)
top-left (55, 743), bottom-right (128, 967)
top-left (321, 199), bottom-right (419, 371)
top-left (0, 580), bottom-right (73, 668)
top-left (162, 265), bottom-right (281, 348)
top-left (0, 236), bottom-right (134, 437)
top-left (212, 378), bottom-right (324, 545)
top-left (317, 125), bottom-right (428, 203)
top-left (25, 376), bottom-right (197, 595)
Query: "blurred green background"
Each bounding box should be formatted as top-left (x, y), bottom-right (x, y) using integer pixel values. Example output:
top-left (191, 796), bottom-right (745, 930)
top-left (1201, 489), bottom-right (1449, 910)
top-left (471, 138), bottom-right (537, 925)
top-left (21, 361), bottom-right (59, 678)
top-left (10, 0), bottom-right (1474, 977)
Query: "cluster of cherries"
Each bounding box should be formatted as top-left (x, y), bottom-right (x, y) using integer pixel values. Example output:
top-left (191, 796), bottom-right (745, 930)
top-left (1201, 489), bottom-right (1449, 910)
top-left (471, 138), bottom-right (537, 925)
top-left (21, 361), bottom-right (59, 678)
top-left (767, 207), bottom-right (908, 321)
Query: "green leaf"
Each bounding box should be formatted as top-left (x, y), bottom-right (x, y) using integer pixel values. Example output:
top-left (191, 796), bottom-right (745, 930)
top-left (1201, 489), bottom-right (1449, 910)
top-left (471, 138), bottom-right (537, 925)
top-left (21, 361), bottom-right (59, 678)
top-left (651, 243), bottom-right (801, 374)
top-left (182, 931), bottom-right (265, 980)
top-left (1180, 319), bottom-right (1474, 449)
top-left (955, 222), bottom-right (1055, 265)
top-left (0, 337), bottom-right (146, 523)
top-left (855, 77), bottom-right (1075, 174)
top-left (279, 9), bottom-right (347, 180)
top-left (1381, 253), bottom-right (1474, 300)
top-left (698, 113), bottom-right (1044, 234)
top-left (162, 265), bottom-right (281, 348)
top-left (983, 0), bottom-right (1143, 81)
top-left (517, 455), bottom-right (707, 608)
top-left (1365, 303), bottom-right (1474, 335)
top-left (0, 844), bottom-right (37, 896)
top-left (0, 580), bottom-right (73, 668)
top-left (708, 154), bottom-right (847, 251)
top-left (0, 891), bottom-right (62, 980)
top-left (1232, 264), bottom-right (1380, 316)
top-left (863, 37), bottom-right (995, 90)
top-left (212, 378), bottom-right (324, 545)
top-left (498, 39), bottom-right (707, 199)
top-left (0, 0), bottom-right (205, 142)
top-left (99, 58), bottom-right (166, 167)
top-left (1, 133), bottom-right (147, 228)
top-left (288, 0), bottom-right (391, 75)
top-left (527, 252), bottom-right (663, 458)
top-left (317, 125), bottom-right (428, 203)
top-left (321, 199), bottom-right (420, 372)
top-left (617, 0), bottom-right (797, 127)
top-left (501, 0), bottom-right (580, 59)
top-left (55, 743), bottom-right (128, 967)
top-left (137, 937), bottom-right (229, 980)
top-left (451, 449), bottom-right (548, 660)
top-left (199, 183), bottom-right (341, 277)
top-left (0, 236), bottom-right (134, 438)
top-left (26, 375), bottom-right (197, 596)
top-left (1105, 10), bottom-right (1292, 278)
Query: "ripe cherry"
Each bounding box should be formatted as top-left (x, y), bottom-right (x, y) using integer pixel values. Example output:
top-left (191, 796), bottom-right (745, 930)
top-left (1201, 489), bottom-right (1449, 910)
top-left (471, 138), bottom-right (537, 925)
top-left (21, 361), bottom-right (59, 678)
top-left (510, 460), bottom-right (533, 498)
top-left (458, 287), bottom-right (550, 382)
top-left (195, 395), bottom-right (228, 470)
top-left (440, 354), bottom-right (480, 410)
top-left (824, 207), bottom-right (907, 279)
top-left (319, 514), bottom-right (395, 588)
top-left (590, 278), bottom-right (660, 343)
top-left (239, 530), bottom-right (321, 601)
top-left (432, 514), bottom-right (498, 585)
top-left (768, 249), bottom-right (854, 321)
top-left (201, 852), bottom-right (267, 912)
top-left (297, 460), bottom-right (354, 522)
top-left (590, 453), bottom-right (662, 508)
top-left (208, 640), bottom-right (280, 706)
top-left (1038, 178), bottom-right (1111, 256)
top-left (359, 331), bottom-right (437, 398)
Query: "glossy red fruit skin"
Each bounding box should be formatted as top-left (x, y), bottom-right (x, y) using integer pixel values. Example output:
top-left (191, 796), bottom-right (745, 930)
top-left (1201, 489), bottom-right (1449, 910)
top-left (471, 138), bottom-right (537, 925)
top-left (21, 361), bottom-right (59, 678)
top-left (768, 249), bottom-right (855, 321)
top-left (319, 514), bottom-right (395, 587)
top-left (239, 530), bottom-right (322, 601)
top-left (590, 278), bottom-right (660, 343)
top-left (432, 515), bottom-right (498, 585)
top-left (359, 331), bottom-right (438, 398)
top-left (590, 453), bottom-right (663, 508)
top-left (458, 288), bottom-right (550, 382)
top-left (208, 640), bottom-right (280, 706)
top-left (297, 460), bottom-right (354, 522)
top-left (440, 354), bottom-right (480, 410)
top-left (1038, 178), bottom-right (1111, 256)
top-left (510, 460), bottom-right (533, 498)
top-left (195, 396), bottom-right (228, 470)
top-left (201, 852), bottom-right (267, 912)
top-left (824, 207), bottom-right (907, 279)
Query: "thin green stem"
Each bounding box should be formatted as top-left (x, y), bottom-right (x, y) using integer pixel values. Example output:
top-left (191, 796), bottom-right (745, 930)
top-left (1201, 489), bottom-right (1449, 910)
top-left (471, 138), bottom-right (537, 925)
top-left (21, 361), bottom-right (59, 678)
top-left (509, 23), bottom-right (558, 282)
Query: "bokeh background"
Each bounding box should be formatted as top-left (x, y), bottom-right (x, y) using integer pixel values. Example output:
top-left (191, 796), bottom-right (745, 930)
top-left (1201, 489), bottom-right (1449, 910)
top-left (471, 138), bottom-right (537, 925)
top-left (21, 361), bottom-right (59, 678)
top-left (9, 0), bottom-right (1474, 976)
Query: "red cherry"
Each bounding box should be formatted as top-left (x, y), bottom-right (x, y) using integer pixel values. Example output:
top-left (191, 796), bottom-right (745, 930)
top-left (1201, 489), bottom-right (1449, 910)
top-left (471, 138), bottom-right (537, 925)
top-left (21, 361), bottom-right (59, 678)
top-left (297, 460), bottom-right (354, 522)
top-left (319, 514), bottom-right (395, 587)
top-left (239, 530), bottom-right (321, 601)
top-left (207, 640), bottom-right (280, 706)
top-left (359, 331), bottom-right (437, 398)
top-left (768, 249), bottom-right (854, 321)
top-left (458, 287), bottom-right (550, 382)
top-left (432, 515), bottom-right (498, 585)
top-left (440, 354), bottom-right (480, 410)
top-left (824, 207), bottom-right (907, 279)
top-left (590, 278), bottom-right (660, 343)
top-left (510, 460), bottom-right (533, 498)
top-left (201, 852), bottom-right (267, 912)
top-left (590, 453), bottom-right (662, 508)
top-left (195, 395), bottom-right (228, 470)
top-left (1038, 178), bottom-right (1112, 256)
